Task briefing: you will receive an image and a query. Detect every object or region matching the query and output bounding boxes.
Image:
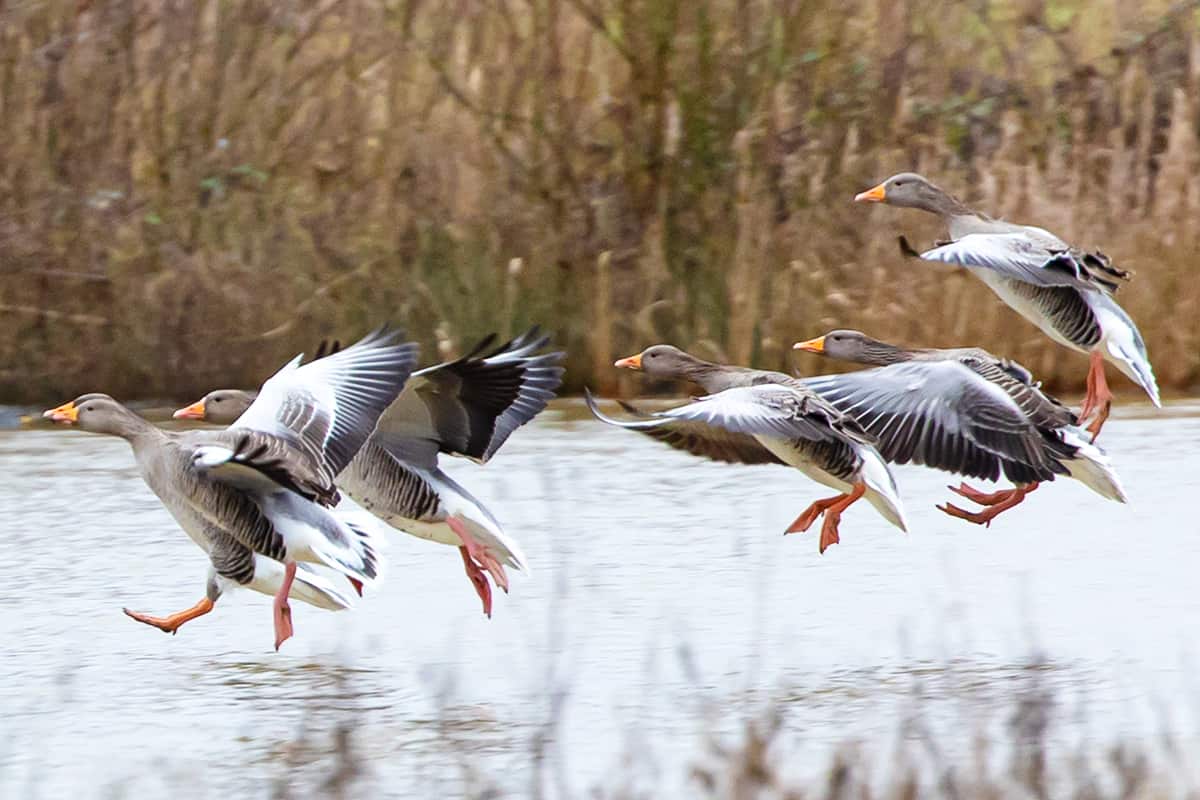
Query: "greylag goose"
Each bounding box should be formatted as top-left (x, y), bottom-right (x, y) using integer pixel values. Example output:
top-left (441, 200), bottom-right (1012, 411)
top-left (45, 328), bottom-right (418, 649)
top-left (587, 345), bottom-right (907, 554)
top-left (854, 172), bottom-right (1159, 438)
top-left (175, 328), bottom-right (564, 617)
top-left (794, 330), bottom-right (1126, 525)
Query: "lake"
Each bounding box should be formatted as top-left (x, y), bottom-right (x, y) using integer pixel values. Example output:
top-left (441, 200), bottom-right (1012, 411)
top-left (1, 399), bottom-right (1198, 797)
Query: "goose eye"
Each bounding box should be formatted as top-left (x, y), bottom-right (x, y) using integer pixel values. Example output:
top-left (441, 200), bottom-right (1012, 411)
top-left (213, 397), bottom-right (222, 403)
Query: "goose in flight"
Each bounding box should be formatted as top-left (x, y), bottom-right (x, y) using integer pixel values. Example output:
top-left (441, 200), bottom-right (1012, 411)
top-left (794, 330), bottom-right (1126, 525)
top-left (855, 172), bottom-right (1158, 439)
top-left (46, 328), bottom-right (417, 648)
top-left (587, 345), bottom-right (907, 554)
top-left (174, 328), bottom-right (564, 617)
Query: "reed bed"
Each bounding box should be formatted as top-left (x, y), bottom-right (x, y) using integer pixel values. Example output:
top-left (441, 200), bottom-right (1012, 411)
top-left (1, 0), bottom-right (1199, 402)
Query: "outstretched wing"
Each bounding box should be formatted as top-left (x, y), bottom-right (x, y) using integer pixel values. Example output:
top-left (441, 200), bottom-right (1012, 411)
top-left (585, 384), bottom-right (860, 467)
top-left (801, 361), bottom-right (1065, 482)
top-left (374, 327), bottom-right (564, 463)
top-left (955, 354), bottom-right (1077, 430)
top-left (922, 231), bottom-right (1128, 295)
top-left (231, 327), bottom-right (419, 498)
top-left (585, 390), bottom-right (785, 466)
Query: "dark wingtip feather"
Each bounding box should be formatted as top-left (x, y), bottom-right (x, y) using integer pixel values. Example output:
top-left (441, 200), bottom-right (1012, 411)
top-left (897, 234), bottom-right (923, 259)
top-left (615, 399), bottom-right (648, 416)
top-left (343, 519), bottom-right (381, 581)
top-left (583, 386), bottom-right (600, 414)
top-left (463, 332), bottom-right (501, 360)
top-left (585, 389), bottom-right (628, 417)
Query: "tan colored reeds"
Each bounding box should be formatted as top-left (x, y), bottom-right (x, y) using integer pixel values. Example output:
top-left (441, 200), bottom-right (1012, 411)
top-left (1, 0), bottom-right (1198, 401)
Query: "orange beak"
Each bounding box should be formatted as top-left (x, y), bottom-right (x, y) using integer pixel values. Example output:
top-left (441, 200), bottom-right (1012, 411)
top-left (43, 401), bottom-right (79, 424)
top-left (793, 336), bottom-right (826, 354)
top-left (173, 399), bottom-right (207, 420)
top-left (614, 353), bottom-right (643, 370)
top-left (854, 182), bottom-right (887, 203)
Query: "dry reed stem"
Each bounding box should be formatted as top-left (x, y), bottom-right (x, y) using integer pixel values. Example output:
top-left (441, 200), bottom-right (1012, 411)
top-left (1, 1), bottom-right (1198, 401)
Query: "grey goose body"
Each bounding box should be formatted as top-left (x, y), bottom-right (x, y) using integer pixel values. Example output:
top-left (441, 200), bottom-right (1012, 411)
top-left (176, 327), bottom-right (565, 618)
top-left (132, 424), bottom-right (361, 611)
top-left (46, 327), bottom-right (418, 649)
top-left (590, 345), bottom-right (907, 554)
top-left (794, 330), bottom-right (1126, 525)
top-left (856, 172), bottom-right (1159, 439)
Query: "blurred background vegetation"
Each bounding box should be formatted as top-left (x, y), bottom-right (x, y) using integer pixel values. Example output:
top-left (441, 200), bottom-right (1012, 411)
top-left (2, 0), bottom-right (1199, 402)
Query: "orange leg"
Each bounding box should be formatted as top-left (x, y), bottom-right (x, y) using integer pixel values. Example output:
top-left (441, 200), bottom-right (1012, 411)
top-left (938, 483), bottom-right (1038, 527)
top-left (784, 495), bottom-right (844, 534)
top-left (1080, 350), bottom-right (1113, 441)
top-left (785, 484), bottom-right (867, 552)
top-left (816, 483), bottom-right (867, 554)
top-left (947, 481), bottom-right (1040, 506)
top-left (124, 596), bottom-right (215, 635)
top-left (273, 562), bottom-right (297, 651)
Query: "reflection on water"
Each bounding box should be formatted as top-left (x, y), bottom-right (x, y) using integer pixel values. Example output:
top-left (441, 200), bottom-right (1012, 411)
top-left (1, 400), bottom-right (1199, 797)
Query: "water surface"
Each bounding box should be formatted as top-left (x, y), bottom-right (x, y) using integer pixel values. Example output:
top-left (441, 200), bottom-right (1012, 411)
top-left (1, 401), bottom-right (1198, 796)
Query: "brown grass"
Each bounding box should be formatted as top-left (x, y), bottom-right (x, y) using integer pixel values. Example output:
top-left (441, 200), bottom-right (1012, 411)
top-left (2, 0), bottom-right (1199, 402)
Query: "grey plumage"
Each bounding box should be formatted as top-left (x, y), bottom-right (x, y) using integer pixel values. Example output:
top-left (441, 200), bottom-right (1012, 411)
top-left (590, 395), bottom-right (786, 466)
top-left (373, 327), bottom-right (565, 464)
top-left (592, 344), bottom-right (909, 539)
top-left (795, 330), bottom-right (1127, 500)
top-left (232, 326), bottom-right (420, 500)
top-left (856, 171), bottom-right (1158, 407)
top-left (175, 327), bottom-right (565, 608)
top-left (800, 362), bottom-right (1066, 484)
top-left (46, 328), bottom-right (419, 634)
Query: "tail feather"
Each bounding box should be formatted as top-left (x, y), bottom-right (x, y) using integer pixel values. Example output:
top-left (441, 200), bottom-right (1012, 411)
top-left (310, 512), bottom-right (386, 587)
top-left (857, 445), bottom-right (908, 532)
top-left (1097, 298), bottom-right (1160, 408)
top-left (451, 511), bottom-right (529, 574)
top-left (1059, 427), bottom-right (1128, 503)
top-left (247, 556), bottom-right (356, 611)
top-left (290, 566), bottom-right (358, 610)
top-left (1108, 336), bottom-right (1160, 407)
top-left (260, 493), bottom-right (387, 586)
top-left (436, 470), bottom-right (530, 574)
top-left (1122, 349), bottom-right (1161, 408)
top-left (343, 516), bottom-right (385, 583)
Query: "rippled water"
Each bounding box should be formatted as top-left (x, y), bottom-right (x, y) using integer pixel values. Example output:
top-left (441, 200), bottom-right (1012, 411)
top-left (1, 400), bottom-right (1198, 797)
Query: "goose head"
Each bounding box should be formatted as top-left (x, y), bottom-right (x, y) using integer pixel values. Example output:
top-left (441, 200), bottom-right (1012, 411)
top-left (855, 172), bottom-right (965, 215)
top-left (614, 344), bottom-right (710, 381)
top-left (44, 394), bottom-right (143, 436)
top-left (173, 390), bottom-right (256, 425)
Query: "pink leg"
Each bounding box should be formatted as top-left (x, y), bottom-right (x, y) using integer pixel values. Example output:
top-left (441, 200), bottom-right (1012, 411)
top-left (1079, 354), bottom-right (1098, 422)
top-left (1083, 351), bottom-right (1112, 441)
top-left (446, 517), bottom-right (509, 615)
top-left (458, 545), bottom-right (493, 618)
top-left (274, 561), bottom-right (297, 651)
top-left (477, 551), bottom-right (509, 593)
top-left (447, 518), bottom-right (509, 590)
